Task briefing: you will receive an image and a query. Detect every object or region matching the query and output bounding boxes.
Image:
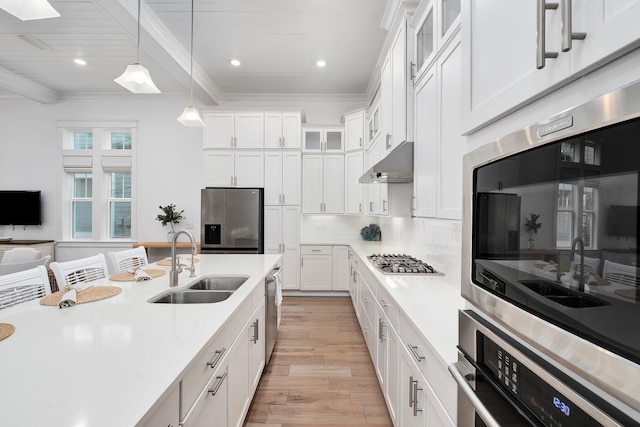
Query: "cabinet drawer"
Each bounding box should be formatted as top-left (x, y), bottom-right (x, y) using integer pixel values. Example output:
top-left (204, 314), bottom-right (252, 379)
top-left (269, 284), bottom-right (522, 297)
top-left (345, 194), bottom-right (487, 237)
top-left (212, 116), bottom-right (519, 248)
top-left (181, 366), bottom-right (228, 427)
top-left (300, 245), bottom-right (332, 255)
top-left (359, 278), bottom-right (376, 328)
top-left (180, 325), bottom-right (230, 417)
top-left (399, 313), bottom-right (432, 381)
top-left (376, 285), bottom-right (399, 332)
top-left (251, 279), bottom-right (265, 311)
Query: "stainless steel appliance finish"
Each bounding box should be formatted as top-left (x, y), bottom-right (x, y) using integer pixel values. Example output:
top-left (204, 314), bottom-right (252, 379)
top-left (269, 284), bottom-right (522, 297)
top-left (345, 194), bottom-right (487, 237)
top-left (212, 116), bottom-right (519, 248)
top-left (367, 254), bottom-right (443, 275)
top-left (450, 310), bottom-right (633, 426)
top-left (200, 188), bottom-right (264, 254)
top-left (359, 140), bottom-right (414, 183)
top-left (462, 80), bottom-right (640, 419)
top-left (264, 266), bottom-right (280, 366)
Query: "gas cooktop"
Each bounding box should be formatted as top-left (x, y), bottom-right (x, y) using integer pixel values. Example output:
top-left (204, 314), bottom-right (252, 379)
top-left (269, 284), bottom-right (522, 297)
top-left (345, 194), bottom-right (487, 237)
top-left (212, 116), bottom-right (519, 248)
top-left (367, 254), bottom-right (443, 276)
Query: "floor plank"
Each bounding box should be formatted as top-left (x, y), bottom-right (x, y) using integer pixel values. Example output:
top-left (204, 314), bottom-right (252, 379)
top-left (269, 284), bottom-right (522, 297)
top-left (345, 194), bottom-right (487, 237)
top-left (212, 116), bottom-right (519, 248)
top-left (244, 296), bottom-right (391, 426)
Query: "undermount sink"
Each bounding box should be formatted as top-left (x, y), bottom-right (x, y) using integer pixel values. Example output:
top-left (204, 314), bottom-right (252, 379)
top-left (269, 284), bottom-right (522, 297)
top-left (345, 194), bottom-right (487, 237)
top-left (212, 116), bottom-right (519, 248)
top-left (150, 290), bottom-right (233, 304)
top-left (188, 275), bottom-right (249, 291)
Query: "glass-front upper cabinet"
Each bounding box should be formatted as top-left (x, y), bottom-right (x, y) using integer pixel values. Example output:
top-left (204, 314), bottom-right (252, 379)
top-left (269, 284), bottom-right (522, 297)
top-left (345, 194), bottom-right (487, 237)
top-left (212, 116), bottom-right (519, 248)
top-left (303, 127), bottom-right (344, 152)
top-left (414, 2), bottom-right (435, 78)
top-left (441, 0), bottom-right (460, 40)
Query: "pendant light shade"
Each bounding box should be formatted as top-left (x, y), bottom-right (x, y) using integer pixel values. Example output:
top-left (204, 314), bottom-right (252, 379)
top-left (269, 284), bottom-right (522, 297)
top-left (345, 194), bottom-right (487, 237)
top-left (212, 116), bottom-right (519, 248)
top-left (114, 63), bottom-right (160, 93)
top-left (115, 0), bottom-right (160, 94)
top-left (0, 0), bottom-right (60, 20)
top-left (177, 105), bottom-right (204, 126)
top-left (178, 0), bottom-right (204, 126)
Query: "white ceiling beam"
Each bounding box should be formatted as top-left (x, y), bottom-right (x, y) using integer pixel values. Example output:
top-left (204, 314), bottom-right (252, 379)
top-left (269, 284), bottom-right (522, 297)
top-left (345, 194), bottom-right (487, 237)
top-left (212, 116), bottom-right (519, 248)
top-left (0, 66), bottom-right (59, 104)
top-left (92, 0), bottom-right (221, 105)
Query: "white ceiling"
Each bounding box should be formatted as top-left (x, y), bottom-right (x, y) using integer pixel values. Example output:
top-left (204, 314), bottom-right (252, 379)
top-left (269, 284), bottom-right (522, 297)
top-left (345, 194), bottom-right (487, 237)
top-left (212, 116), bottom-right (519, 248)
top-left (0, 0), bottom-right (390, 105)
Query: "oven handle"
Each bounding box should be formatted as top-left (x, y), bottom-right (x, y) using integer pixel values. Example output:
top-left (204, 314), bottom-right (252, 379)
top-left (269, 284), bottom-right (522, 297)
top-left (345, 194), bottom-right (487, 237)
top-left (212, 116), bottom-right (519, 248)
top-left (448, 362), bottom-right (501, 427)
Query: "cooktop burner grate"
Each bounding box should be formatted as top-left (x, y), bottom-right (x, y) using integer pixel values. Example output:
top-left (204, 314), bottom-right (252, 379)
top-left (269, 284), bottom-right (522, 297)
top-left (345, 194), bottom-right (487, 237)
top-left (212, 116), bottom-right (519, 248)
top-left (367, 254), bottom-right (443, 276)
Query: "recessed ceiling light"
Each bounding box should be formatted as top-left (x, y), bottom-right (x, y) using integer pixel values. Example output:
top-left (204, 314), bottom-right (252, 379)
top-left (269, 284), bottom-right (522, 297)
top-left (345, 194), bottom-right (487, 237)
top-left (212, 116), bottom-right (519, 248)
top-left (230, 59), bottom-right (241, 67)
top-left (74, 58), bottom-right (87, 66)
top-left (316, 60), bottom-right (326, 67)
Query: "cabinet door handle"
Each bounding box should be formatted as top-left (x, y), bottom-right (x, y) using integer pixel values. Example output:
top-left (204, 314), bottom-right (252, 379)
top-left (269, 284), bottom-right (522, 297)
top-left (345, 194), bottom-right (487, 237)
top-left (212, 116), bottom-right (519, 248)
top-left (369, 201), bottom-right (373, 212)
top-left (359, 202), bottom-right (362, 213)
top-left (231, 136), bottom-right (234, 147)
top-left (359, 137), bottom-right (363, 147)
top-left (378, 318), bottom-right (386, 342)
top-left (412, 378), bottom-right (423, 416)
top-left (282, 193), bottom-right (285, 204)
top-left (560, 0), bottom-right (586, 52)
top-left (251, 319), bottom-right (259, 343)
top-left (362, 297), bottom-right (369, 304)
top-left (385, 133), bottom-right (391, 149)
top-left (536, 0), bottom-right (559, 69)
top-left (408, 375), bottom-right (414, 408)
top-left (383, 199), bottom-right (387, 212)
top-left (379, 299), bottom-right (389, 308)
top-left (230, 176), bottom-right (234, 186)
top-left (407, 343), bottom-right (426, 362)
top-left (206, 347), bottom-right (226, 370)
top-left (410, 61), bottom-right (416, 80)
top-left (208, 371), bottom-right (228, 396)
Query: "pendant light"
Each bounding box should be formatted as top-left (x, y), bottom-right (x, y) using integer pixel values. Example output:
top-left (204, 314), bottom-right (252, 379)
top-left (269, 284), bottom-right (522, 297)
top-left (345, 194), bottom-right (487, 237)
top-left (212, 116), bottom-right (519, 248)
top-left (114, 0), bottom-right (161, 94)
top-left (0, 0), bottom-right (60, 20)
top-left (177, 0), bottom-right (204, 126)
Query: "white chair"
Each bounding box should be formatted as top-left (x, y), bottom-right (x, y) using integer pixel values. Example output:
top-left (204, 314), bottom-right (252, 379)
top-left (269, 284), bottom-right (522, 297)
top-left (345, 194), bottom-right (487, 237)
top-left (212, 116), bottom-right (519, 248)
top-left (0, 265), bottom-right (51, 310)
top-left (0, 255), bottom-right (51, 276)
top-left (1, 247), bottom-right (42, 264)
top-left (50, 254), bottom-right (110, 290)
top-left (107, 246), bottom-right (148, 274)
top-left (603, 260), bottom-right (640, 287)
top-left (571, 254), bottom-right (601, 278)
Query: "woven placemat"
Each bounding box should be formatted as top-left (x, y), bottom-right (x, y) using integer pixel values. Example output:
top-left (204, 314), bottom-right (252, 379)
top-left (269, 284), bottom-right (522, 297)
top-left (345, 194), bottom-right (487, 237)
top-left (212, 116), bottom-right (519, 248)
top-left (109, 269), bottom-right (166, 282)
top-left (156, 257), bottom-right (200, 266)
top-left (615, 288), bottom-right (640, 301)
top-left (0, 323), bottom-right (15, 342)
top-left (39, 286), bottom-right (122, 307)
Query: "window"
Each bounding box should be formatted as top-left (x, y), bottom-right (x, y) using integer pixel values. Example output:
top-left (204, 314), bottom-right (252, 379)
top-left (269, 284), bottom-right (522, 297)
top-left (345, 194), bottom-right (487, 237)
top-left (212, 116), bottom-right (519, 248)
top-left (60, 121), bottom-right (136, 241)
top-left (556, 183), bottom-right (598, 249)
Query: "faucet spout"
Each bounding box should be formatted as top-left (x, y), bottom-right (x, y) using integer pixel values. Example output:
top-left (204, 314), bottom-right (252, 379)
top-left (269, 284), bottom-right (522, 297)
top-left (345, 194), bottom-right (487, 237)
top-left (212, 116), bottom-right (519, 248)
top-left (170, 230), bottom-right (197, 287)
top-left (571, 237), bottom-right (585, 291)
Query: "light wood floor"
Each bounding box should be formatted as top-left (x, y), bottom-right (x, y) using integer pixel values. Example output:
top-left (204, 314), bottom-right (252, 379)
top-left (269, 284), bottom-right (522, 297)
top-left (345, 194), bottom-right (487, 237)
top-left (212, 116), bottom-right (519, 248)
top-left (244, 296), bottom-right (393, 427)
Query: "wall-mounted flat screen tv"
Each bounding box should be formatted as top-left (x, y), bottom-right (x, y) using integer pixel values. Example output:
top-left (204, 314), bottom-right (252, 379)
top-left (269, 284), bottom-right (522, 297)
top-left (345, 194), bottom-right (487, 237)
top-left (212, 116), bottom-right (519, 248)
top-left (0, 191), bottom-right (42, 225)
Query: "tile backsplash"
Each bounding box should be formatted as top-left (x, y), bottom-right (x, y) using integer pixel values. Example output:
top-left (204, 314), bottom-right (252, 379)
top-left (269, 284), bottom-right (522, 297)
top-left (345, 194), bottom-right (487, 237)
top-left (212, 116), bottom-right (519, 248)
top-left (301, 215), bottom-right (463, 284)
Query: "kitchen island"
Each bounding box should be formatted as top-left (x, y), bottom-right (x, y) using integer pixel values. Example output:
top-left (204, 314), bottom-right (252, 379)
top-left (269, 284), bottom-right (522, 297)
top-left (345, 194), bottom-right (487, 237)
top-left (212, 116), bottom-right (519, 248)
top-left (0, 253), bottom-right (281, 427)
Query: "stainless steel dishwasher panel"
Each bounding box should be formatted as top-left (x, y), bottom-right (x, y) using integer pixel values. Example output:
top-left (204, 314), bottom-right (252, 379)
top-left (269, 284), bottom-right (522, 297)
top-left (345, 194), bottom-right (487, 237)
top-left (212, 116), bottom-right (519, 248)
top-left (264, 266), bottom-right (280, 365)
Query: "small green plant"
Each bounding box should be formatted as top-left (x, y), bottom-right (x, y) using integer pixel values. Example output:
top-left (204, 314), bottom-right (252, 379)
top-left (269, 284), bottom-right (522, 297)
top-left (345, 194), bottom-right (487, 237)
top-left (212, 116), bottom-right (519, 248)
top-left (525, 212), bottom-right (542, 238)
top-left (156, 204), bottom-right (184, 233)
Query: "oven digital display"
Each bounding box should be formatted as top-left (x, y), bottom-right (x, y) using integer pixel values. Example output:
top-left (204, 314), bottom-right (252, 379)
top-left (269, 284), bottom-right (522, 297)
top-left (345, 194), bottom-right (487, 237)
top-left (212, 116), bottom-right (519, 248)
top-left (480, 334), bottom-right (599, 426)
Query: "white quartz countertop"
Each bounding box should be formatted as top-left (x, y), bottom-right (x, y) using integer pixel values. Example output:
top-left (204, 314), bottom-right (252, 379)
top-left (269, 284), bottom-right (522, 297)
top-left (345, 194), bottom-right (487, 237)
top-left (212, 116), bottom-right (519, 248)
top-left (0, 254), bottom-right (281, 427)
top-left (302, 239), bottom-right (465, 365)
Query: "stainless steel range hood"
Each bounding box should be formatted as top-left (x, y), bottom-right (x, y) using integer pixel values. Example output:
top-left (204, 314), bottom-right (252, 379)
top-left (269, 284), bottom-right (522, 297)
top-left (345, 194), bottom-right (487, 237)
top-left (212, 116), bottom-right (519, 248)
top-left (359, 140), bottom-right (413, 183)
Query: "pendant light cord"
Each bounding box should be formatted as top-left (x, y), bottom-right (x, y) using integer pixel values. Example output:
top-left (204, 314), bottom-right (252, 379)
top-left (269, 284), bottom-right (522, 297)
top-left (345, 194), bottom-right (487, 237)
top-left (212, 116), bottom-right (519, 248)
top-left (136, 0), bottom-right (141, 63)
top-left (189, 0), bottom-right (195, 105)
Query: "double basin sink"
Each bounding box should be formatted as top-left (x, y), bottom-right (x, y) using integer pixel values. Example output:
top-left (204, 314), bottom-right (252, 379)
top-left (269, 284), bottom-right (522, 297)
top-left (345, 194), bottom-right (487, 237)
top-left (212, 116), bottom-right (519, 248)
top-left (150, 275), bottom-right (249, 304)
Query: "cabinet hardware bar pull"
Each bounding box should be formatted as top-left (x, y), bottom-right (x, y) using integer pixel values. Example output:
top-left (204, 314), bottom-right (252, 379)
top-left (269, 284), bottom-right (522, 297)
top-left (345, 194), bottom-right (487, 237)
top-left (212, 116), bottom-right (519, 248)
top-left (383, 200), bottom-right (387, 212)
top-left (230, 176), bottom-right (234, 186)
top-left (206, 347), bottom-right (227, 370)
top-left (413, 379), bottom-right (423, 416)
top-left (449, 362), bottom-right (500, 427)
top-left (560, 0), bottom-right (586, 52)
top-left (379, 318), bottom-right (387, 342)
top-left (370, 201), bottom-right (374, 212)
top-left (385, 133), bottom-right (392, 150)
top-left (407, 343), bottom-right (426, 362)
top-left (251, 319), bottom-right (259, 343)
top-left (282, 194), bottom-right (285, 204)
top-left (410, 61), bottom-right (416, 80)
top-left (536, 0), bottom-right (559, 69)
top-left (359, 137), bottom-right (363, 147)
top-left (408, 375), bottom-right (414, 408)
top-left (362, 297), bottom-right (369, 304)
top-left (380, 299), bottom-right (389, 308)
top-left (359, 202), bottom-right (362, 213)
top-left (208, 371), bottom-right (228, 396)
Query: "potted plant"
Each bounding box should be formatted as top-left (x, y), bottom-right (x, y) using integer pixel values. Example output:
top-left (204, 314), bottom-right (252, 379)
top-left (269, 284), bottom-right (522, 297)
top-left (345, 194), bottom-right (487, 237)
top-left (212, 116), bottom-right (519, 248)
top-left (156, 204), bottom-right (184, 242)
top-left (524, 211), bottom-right (542, 249)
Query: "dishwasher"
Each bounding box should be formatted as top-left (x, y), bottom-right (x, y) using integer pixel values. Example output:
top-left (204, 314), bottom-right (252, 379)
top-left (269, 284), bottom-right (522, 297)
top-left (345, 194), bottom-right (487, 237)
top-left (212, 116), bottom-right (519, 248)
top-left (264, 265), bottom-right (280, 365)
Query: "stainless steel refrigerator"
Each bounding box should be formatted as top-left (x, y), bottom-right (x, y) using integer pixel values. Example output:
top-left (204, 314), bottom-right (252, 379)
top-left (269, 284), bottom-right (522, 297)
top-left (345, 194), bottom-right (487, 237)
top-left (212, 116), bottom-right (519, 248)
top-left (200, 188), bottom-right (264, 254)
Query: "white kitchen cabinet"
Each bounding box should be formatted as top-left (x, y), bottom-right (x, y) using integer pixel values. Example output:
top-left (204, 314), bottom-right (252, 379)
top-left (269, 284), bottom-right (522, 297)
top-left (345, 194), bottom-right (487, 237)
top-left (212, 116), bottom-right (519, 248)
top-left (300, 245), bottom-right (333, 291)
top-left (364, 138), bottom-right (389, 216)
top-left (203, 151), bottom-right (264, 188)
top-left (301, 154), bottom-right (345, 214)
top-left (344, 109), bottom-right (366, 152)
top-left (462, 0), bottom-right (640, 133)
top-left (265, 112), bottom-right (301, 149)
top-left (345, 151), bottom-right (364, 214)
top-left (381, 17), bottom-right (414, 155)
top-left (348, 250), bottom-right (361, 316)
top-left (248, 301), bottom-right (265, 392)
top-left (375, 305), bottom-right (401, 427)
top-left (264, 151), bottom-right (301, 206)
top-left (203, 112), bottom-right (264, 149)
top-left (331, 245), bottom-right (350, 291)
top-left (303, 126), bottom-right (344, 152)
top-left (413, 34), bottom-right (462, 220)
top-left (399, 346), bottom-right (429, 427)
top-left (265, 205), bottom-right (300, 290)
top-left (141, 384), bottom-right (179, 427)
top-left (180, 368), bottom-right (228, 427)
top-left (367, 100), bottom-right (380, 149)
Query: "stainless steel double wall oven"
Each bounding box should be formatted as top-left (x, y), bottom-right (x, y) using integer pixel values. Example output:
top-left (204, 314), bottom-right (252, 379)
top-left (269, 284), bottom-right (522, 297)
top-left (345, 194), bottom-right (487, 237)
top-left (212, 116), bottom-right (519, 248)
top-left (452, 80), bottom-right (640, 426)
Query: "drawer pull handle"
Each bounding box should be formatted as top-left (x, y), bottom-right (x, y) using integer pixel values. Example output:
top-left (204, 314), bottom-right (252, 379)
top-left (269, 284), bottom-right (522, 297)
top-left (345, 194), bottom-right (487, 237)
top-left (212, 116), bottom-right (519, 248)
top-left (380, 299), bottom-right (389, 308)
top-left (208, 371), bottom-right (228, 396)
top-left (407, 343), bottom-right (425, 362)
top-left (412, 378), bottom-right (423, 416)
top-left (206, 347), bottom-right (226, 369)
top-left (251, 319), bottom-right (259, 343)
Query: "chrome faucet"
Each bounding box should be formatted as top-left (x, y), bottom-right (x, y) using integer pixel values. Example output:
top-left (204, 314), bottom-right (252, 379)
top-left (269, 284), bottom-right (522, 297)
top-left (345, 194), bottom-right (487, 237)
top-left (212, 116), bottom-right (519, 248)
top-left (572, 237), bottom-right (585, 291)
top-left (169, 230), bottom-right (197, 287)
